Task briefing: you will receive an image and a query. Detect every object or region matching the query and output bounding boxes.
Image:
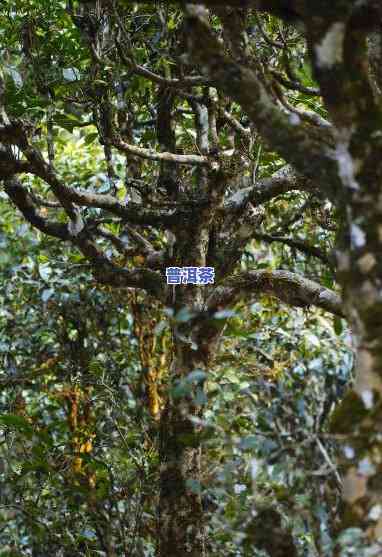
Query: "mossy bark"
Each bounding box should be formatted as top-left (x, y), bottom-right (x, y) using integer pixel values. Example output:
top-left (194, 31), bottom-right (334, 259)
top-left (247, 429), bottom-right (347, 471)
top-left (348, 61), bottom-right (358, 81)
top-left (157, 292), bottom-right (215, 557)
top-left (157, 377), bottom-right (206, 557)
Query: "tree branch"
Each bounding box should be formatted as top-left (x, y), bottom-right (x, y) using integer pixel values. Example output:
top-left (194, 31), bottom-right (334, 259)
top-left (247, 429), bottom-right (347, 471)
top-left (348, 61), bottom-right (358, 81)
top-left (113, 9), bottom-right (210, 89)
top-left (172, 1), bottom-right (304, 23)
top-left (225, 165), bottom-right (317, 211)
top-left (3, 177), bottom-right (166, 298)
top-left (183, 5), bottom-right (341, 198)
top-left (208, 269), bottom-right (343, 316)
top-left (4, 144), bottom-right (180, 226)
top-left (111, 137), bottom-right (210, 166)
top-left (20, 137), bottom-right (84, 228)
top-left (253, 232), bottom-right (334, 267)
top-left (0, 146), bottom-right (32, 177)
top-left (271, 70), bottom-right (320, 96)
top-left (220, 108), bottom-right (251, 137)
top-left (3, 177), bottom-right (70, 241)
top-left (73, 235), bottom-right (165, 298)
top-left (126, 60), bottom-right (210, 89)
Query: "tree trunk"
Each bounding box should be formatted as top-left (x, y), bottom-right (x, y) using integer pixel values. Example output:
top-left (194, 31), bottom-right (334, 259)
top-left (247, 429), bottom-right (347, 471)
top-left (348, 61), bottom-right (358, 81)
top-left (157, 308), bottom-right (215, 557)
top-left (158, 387), bottom-right (205, 557)
top-left (332, 176), bottom-right (382, 551)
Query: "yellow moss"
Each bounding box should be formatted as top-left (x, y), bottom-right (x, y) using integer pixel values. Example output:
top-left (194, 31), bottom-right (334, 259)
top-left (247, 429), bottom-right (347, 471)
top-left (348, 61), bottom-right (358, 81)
top-left (133, 255), bottom-right (145, 266)
top-left (129, 292), bottom-right (172, 420)
top-left (56, 385), bottom-right (96, 487)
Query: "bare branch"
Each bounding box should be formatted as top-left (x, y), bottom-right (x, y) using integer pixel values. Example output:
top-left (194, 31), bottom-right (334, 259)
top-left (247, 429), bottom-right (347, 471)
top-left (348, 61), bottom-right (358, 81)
top-left (73, 234), bottom-right (165, 298)
top-left (114, 9), bottom-right (210, 89)
top-left (183, 5), bottom-right (340, 195)
top-left (275, 86), bottom-right (331, 128)
top-left (254, 11), bottom-right (283, 49)
top-left (190, 99), bottom-right (210, 155)
top-left (208, 269), bottom-right (343, 317)
top-left (220, 108), bottom-right (251, 137)
top-left (28, 191), bottom-right (62, 208)
top-left (129, 62), bottom-right (210, 89)
top-left (368, 29), bottom-right (382, 94)
top-left (225, 165), bottom-right (317, 211)
top-left (59, 186), bottom-right (178, 226)
top-left (15, 134), bottom-right (85, 230)
top-left (0, 147), bottom-right (32, 177)
top-left (3, 177), bottom-right (166, 298)
top-left (3, 145), bottom-right (180, 226)
top-left (271, 70), bottom-right (320, 96)
top-left (123, 223), bottom-right (156, 253)
top-left (177, 1), bottom-right (304, 23)
top-left (111, 137), bottom-right (210, 166)
top-left (253, 232), bottom-right (334, 267)
top-left (95, 227), bottom-right (131, 255)
top-left (0, 120), bottom-right (32, 144)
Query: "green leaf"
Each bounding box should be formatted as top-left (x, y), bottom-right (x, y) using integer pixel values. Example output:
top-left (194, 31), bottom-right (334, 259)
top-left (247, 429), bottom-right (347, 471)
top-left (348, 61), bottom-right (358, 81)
top-left (53, 113), bottom-right (83, 132)
top-left (84, 132), bottom-right (99, 145)
top-left (172, 379), bottom-right (192, 399)
top-left (0, 414), bottom-right (33, 435)
top-left (334, 316), bottom-right (343, 336)
top-left (62, 67), bottom-right (80, 82)
top-left (186, 370), bottom-right (207, 384)
top-left (175, 307), bottom-right (195, 323)
top-left (39, 264), bottom-right (52, 281)
top-left (194, 387), bottom-right (208, 406)
top-left (214, 310), bottom-right (236, 319)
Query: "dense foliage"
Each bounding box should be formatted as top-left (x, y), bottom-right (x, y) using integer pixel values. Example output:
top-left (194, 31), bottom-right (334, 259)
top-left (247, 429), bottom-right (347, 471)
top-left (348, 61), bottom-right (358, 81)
top-left (0, 211), bottom-right (352, 556)
top-left (1, 1), bottom-right (382, 556)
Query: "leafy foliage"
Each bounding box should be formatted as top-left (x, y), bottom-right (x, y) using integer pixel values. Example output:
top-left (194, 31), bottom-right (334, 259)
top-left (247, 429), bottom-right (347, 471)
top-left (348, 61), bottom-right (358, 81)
top-left (0, 1), bottom-right (369, 556)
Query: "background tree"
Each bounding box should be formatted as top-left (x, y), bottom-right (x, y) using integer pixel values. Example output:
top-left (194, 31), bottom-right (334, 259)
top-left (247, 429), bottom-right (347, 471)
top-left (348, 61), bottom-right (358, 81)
top-left (0, 1), bottom-right (380, 555)
top-left (0, 201), bottom-right (352, 556)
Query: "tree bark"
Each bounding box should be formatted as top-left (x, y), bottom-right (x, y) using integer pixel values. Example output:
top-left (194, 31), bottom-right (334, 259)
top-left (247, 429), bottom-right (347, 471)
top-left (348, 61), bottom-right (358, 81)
top-left (157, 296), bottom-right (217, 557)
top-left (331, 181), bottom-right (382, 552)
top-left (158, 374), bottom-right (205, 556)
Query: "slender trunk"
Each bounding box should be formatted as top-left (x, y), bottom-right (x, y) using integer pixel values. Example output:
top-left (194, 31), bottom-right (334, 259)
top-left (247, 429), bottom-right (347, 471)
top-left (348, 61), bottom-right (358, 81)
top-left (158, 397), bottom-right (205, 556)
top-left (157, 292), bottom-right (219, 557)
top-left (157, 331), bottom-right (209, 557)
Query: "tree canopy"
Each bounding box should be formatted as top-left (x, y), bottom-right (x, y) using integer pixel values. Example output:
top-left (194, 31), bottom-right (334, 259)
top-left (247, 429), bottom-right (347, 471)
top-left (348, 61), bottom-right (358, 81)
top-left (1, 1), bottom-right (382, 556)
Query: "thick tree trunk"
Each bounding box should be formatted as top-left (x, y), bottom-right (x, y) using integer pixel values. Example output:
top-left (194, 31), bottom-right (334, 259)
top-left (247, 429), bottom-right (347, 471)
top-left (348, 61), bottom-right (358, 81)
top-left (332, 300), bottom-right (382, 551)
top-left (158, 389), bottom-right (205, 557)
top-left (332, 183), bottom-right (382, 551)
top-left (157, 310), bottom-right (214, 557)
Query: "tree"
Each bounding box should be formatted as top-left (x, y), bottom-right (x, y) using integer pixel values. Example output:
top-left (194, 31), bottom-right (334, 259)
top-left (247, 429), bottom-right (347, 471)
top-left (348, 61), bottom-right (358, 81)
top-left (0, 202), bottom-right (168, 555)
top-left (0, 1), bottom-right (380, 555)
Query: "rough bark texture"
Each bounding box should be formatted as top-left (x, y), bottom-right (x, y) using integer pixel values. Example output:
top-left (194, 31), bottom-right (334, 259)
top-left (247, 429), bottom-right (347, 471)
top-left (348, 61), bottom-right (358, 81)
top-left (158, 339), bottom-right (207, 557)
top-left (307, 7), bottom-right (382, 553)
top-left (157, 285), bottom-right (222, 557)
